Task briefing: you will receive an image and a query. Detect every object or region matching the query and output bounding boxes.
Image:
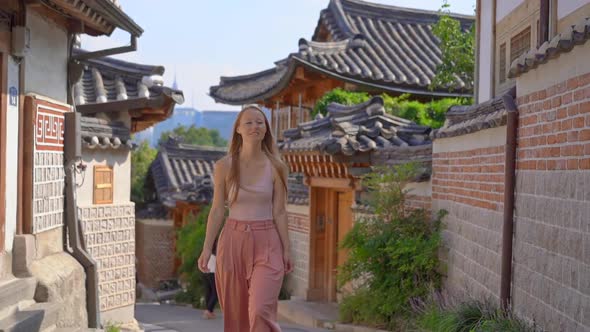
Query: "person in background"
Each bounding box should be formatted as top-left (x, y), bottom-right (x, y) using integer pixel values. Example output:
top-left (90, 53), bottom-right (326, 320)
top-left (202, 237), bottom-right (218, 319)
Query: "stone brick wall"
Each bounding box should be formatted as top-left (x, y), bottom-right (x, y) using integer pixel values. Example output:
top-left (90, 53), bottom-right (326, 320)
top-left (135, 218), bottom-right (176, 289)
top-left (405, 194), bottom-right (431, 211)
top-left (286, 205), bottom-right (310, 299)
top-left (511, 70), bottom-right (590, 331)
top-left (432, 126), bottom-right (507, 303)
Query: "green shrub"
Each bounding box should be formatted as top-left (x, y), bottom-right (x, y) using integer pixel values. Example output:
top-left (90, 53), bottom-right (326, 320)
top-left (414, 298), bottom-right (539, 332)
top-left (313, 88), bottom-right (370, 118)
top-left (338, 163), bottom-right (446, 330)
top-left (175, 205), bottom-right (210, 308)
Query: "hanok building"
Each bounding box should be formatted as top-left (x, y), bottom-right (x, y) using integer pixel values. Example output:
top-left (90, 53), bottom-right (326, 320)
top-left (0, 0), bottom-right (161, 331)
top-left (279, 96), bottom-right (433, 301)
top-left (210, 0), bottom-right (474, 140)
top-left (136, 138), bottom-right (226, 290)
top-left (70, 51), bottom-right (183, 325)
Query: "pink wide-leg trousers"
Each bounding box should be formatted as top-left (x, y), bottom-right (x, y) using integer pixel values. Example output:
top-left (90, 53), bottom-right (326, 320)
top-left (215, 219), bottom-right (284, 332)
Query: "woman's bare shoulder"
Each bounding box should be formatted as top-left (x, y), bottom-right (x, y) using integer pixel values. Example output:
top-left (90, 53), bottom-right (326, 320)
top-left (214, 156), bottom-right (231, 174)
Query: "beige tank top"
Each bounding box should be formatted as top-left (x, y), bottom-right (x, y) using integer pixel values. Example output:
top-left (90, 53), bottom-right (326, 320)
top-left (228, 158), bottom-right (274, 221)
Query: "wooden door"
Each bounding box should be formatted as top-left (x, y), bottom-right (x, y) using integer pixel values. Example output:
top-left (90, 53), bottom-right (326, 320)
top-left (337, 191), bottom-right (353, 267)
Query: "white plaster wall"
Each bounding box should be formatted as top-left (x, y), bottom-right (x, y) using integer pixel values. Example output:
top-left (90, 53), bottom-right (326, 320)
top-left (478, 0), bottom-right (495, 103)
top-left (517, 42), bottom-right (590, 95)
top-left (558, 0), bottom-right (590, 19)
top-left (496, 0), bottom-right (525, 22)
top-left (4, 56), bottom-right (20, 251)
top-left (77, 149), bottom-right (131, 206)
top-left (25, 11), bottom-right (68, 103)
top-left (434, 126), bottom-right (508, 153)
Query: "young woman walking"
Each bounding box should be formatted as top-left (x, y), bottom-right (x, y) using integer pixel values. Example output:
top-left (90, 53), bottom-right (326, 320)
top-left (197, 105), bottom-right (293, 332)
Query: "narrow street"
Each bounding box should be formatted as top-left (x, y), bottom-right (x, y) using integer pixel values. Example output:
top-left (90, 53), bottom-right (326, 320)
top-left (135, 303), bottom-right (329, 332)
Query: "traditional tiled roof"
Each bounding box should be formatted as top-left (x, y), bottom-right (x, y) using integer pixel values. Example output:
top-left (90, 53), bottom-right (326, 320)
top-left (73, 49), bottom-right (184, 133)
top-left (279, 96), bottom-right (432, 156)
top-left (149, 137), bottom-right (227, 207)
top-left (509, 17), bottom-right (590, 78)
top-left (210, 0), bottom-right (474, 104)
top-left (46, 0), bottom-right (143, 36)
top-left (136, 203), bottom-right (169, 219)
top-left (434, 89), bottom-right (516, 139)
top-left (80, 116), bottom-right (134, 150)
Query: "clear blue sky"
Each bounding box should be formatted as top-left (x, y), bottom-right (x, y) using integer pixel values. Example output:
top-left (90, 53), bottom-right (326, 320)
top-left (81, 0), bottom-right (475, 111)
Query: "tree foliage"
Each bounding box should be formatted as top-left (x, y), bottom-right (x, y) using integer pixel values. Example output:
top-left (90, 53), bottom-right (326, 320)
top-left (430, 1), bottom-right (475, 92)
top-left (158, 125), bottom-right (227, 147)
top-left (131, 140), bottom-right (157, 204)
top-left (338, 163), bottom-right (447, 330)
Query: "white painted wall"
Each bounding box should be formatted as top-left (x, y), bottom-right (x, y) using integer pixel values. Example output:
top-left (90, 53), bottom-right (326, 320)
top-left (25, 11), bottom-right (68, 103)
top-left (4, 57), bottom-right (20, 251)
top-left (558, 0), bottom-right (590, 19)
top-left (496, 0), bottom-right (525, 22)
top-left (77, 149), bottom-right (131, 206)
top-left (478, 0), bottom-right (495, 102)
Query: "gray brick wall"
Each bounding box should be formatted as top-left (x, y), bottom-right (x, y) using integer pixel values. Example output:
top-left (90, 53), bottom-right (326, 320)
top-left (513, 170), bottom-right (590, 331)
top-left (286, 229), bottom-right (310, 299)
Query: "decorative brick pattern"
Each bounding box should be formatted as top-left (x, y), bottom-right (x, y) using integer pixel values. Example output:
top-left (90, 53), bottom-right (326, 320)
top-left (512, 71), bottom-right (590, 331)
top-left (433, 147), bottom-right (506, 212)
top-left (33, 151), bottom-right (65, 233)
top-left (287, 229), bottom-right (310, 298)
top-left (288, 211), bottom-right (309, 233)
top-left (78, 203), bottom-right (135, 312)
top-left (135, 219), bottom-right (175, 289)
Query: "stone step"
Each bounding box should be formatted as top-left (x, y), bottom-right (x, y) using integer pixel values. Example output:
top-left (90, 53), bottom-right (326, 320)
top-left (0, 278), bottom-right (37, 321)
top-left (0, 302), bottom-right (59, 332)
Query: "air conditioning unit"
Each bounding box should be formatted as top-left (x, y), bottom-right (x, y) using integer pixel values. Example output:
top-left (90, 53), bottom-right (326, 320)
top-left (12, 26), bottom-right (30, 58)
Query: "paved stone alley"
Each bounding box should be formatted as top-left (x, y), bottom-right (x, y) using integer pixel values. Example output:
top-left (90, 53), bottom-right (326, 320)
top-left (135, 303), bottom-right (329, 332)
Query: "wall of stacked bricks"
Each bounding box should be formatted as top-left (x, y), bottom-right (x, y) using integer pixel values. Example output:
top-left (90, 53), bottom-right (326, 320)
top-left (286, 206), bottom-right (310, 298)
top-left (511, 69), bottom-right (590, 331)
top-left (405, 194), bottom-right (432, 211)
top-left (135, 219), bottom-right (176, 289)
top-left (432, 132), bottom-right (506, 303)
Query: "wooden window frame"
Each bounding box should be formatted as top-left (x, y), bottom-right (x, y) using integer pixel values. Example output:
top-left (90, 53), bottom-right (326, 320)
top-left (93, 165), bottom-right (114, 205)
top-left (499, 43), bottom-right (507, 84)
top-left (510, 26), bottom-right (531, 64)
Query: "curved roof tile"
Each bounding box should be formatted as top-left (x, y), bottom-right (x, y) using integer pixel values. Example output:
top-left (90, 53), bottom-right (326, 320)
top-left (279, 96), bottom-right (432, 156)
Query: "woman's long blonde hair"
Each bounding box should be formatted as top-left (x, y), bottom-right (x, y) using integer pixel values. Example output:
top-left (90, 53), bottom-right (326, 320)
top-left (227, 105), bottom-right (288, 205)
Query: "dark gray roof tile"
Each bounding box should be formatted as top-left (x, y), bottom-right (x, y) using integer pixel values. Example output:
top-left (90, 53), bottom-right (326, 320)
top-left (279, 96), bottom-right (432, 156)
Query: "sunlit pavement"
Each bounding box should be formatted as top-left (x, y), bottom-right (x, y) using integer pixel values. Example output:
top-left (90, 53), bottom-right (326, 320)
top-left (136, 303), bottom-right (329, 332)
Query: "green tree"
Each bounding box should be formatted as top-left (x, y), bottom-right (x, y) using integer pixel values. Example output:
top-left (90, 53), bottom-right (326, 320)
top-left (430, 1), bottom-right (475, 92)
top-left (313, 88), bottom-right (370, 118)
top-left (159, 125), bottom-right (227, 147)
top-left (131, 140), bottom-right (157, 204)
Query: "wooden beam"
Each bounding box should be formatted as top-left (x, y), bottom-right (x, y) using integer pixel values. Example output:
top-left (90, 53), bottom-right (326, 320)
top-left (309, 176), bottom-right (353, 189)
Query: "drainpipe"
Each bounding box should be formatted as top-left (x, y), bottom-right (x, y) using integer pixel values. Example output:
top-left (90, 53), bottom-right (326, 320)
top-left (64, 112), bottom-right (101, 328)
top-left (500, 88), bottom-right (518, 310)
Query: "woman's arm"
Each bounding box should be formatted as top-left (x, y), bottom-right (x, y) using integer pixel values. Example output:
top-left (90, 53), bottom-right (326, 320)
top-left (273, 165), bottom-right (293, 274)
top-left (198, 158), bottom-right (228, 273)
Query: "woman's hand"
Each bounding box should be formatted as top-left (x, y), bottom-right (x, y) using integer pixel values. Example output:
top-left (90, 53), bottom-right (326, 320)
top-left (283, 251), bottom-right (293, 274)
top-left (198, 248), bottom-right (212, 273)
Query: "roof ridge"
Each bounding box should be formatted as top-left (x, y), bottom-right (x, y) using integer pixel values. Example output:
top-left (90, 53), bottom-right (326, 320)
top-left (73, 48), bottom-right (164, 77)
top-left (339, 0), bottom-right (475, 21)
